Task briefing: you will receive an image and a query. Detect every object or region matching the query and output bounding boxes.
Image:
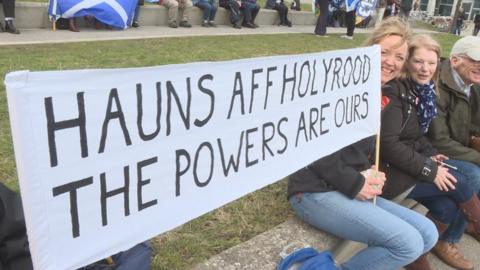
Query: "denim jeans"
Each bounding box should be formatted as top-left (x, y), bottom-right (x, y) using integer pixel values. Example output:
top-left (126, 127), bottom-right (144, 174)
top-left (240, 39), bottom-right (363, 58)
top-left (440, 159), bottom-right (480, 243)
top-left (407, 164), bottom-right (473, 224)
top-left (112, 241), bottom-right (152, 270)
top-left (241, 2), bottom-right (259, 23)
top-left (289, 192), bottom-right (437, 270)
top-left (195, 1), bottom-right (217, 21)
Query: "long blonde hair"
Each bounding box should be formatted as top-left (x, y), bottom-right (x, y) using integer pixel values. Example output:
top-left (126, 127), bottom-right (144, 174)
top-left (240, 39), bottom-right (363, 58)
top-left (364, 17), bottom-right (412, 47)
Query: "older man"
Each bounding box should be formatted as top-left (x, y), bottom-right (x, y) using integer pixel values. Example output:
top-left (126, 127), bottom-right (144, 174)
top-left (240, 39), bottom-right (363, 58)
top-left (428, 36), bottom-right (480, 270)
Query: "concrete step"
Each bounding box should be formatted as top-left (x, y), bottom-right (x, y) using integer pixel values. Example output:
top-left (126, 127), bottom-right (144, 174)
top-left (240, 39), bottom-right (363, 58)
top-left (193, 200), bottom-right (480, 270)
top-left (0, 2), bottom-right (317, 29)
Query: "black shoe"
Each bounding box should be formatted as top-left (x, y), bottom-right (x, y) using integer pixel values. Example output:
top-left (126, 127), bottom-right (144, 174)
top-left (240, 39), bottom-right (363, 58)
top-left (5, 20), bottom-right (20, 34)
top-left (132, 21), bottom-right (140, 28)
top-left (252, 22), bottom-right (259, 28)
top-left (179, 21), bottom-right (192, 28)
top-left (286, 20), bottom-right (292, 27)
top-left (243, 22), bottom-right (255, 28)
top-left (233, 23), bottom-right (241, 29)
top-left (202, 21), bottom-right (210, 27)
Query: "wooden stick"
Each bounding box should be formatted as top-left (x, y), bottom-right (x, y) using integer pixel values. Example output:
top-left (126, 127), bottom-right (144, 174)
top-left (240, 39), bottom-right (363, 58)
top-left (373, 131), bottom-right (380, 205)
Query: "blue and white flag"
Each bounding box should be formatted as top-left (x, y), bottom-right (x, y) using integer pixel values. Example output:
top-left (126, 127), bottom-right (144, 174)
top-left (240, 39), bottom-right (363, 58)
top-left (356, 0), bottom-right (377, 22)
top-left (48, 0), bottom-right (138, 29)
top-left (345, 0), bottom-right (361, 11)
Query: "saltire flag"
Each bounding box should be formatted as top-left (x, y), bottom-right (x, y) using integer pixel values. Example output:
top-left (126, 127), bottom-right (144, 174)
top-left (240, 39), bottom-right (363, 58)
top-left (356, 0), bottom-right (377, 24)
top-left (48, 0), bottom-right (138, 29)
top-left (345, 0), bottom-right (360, 12)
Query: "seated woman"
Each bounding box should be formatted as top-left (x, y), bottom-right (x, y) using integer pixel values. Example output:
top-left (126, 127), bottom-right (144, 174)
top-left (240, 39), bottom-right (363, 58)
top-left (288, 17), bottom-right (437, 270)
top-left (192, 0), bottom-right (218, 27)
top-left (265, 0), bottom-right (291, 27)
top-left (380, 34), bottom-right (480, 270)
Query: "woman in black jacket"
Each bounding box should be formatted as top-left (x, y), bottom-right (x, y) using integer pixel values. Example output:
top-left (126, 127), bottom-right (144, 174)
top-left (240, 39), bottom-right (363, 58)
top-left (380, 34), bottom-right (480, 270)
top-left (288, 17), bottom-right (437, 270)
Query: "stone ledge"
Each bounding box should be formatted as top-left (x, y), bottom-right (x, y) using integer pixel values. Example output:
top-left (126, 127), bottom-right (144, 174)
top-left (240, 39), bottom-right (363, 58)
top-left (0, 2), bottom-right (316, 29)
top-left (193, 197), bottom-right (424, 270)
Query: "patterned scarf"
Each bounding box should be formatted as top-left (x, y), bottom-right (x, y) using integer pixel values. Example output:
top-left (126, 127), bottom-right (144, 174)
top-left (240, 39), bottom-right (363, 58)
top-left (412, 80), bottom-right (437, 134)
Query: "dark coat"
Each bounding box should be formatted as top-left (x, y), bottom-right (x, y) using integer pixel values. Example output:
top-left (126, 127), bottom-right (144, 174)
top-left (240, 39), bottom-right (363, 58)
top-left (0, 183), bottom-right (33, 270)
top-left (287, 136), bottom-right (375, 200)
top-left (380, 79), bottom-right (438, 199)
top-left (427, 60), bottom-right (480, 165)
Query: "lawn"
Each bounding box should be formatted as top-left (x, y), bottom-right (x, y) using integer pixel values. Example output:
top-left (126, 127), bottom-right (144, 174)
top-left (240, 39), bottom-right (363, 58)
top-left (0, 33), bottom-right (460, 269)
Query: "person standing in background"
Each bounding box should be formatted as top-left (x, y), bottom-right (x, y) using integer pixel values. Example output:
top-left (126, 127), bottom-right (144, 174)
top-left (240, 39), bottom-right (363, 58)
top-left (314, 0), bottom-right (329, 36)
top-left (0, 0), bottom-right (20, 34)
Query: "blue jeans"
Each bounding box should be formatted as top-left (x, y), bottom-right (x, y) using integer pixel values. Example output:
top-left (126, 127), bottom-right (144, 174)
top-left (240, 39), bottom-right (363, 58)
top-left (407, 165), bottom-right (474, 224)
top-left (112, 241), bottom-right (152, 270)
top-left (241, 2), bottom-right (259, 23)
top-left (289, 192), bottom-right (437, 270)
top-left (195, 1), bottom-right (217, 21)
top-left (441, 159), bottom-right (480, 243)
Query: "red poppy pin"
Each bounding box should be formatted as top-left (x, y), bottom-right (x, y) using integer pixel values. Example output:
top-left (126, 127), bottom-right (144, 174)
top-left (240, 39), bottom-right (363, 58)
top-left (381, 96), bottom-right (390, 111)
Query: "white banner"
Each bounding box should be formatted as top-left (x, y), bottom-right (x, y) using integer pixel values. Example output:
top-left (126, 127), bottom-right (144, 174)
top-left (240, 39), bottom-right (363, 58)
top-left (5, 46), bottom-right (380, 270)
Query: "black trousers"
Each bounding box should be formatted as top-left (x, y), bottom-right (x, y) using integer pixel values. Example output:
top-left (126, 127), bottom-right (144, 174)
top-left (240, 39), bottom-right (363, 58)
top-left (314, 0), bottom-right (328, 35)
top-left (220, 0), bottom-right (241, 24)
top-left (273, 3), bottom-right (288, 24)
top-left (345, 9), bottom-right (355, 36)
top-left (1, 0), bottom-right (15, 18)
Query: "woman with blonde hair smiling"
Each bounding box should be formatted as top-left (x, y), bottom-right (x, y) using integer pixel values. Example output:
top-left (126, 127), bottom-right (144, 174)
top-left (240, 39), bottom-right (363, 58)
top-left (288, 17), bottom-right (437, 270)
top-left (380, 34), bottom-right (480, 270)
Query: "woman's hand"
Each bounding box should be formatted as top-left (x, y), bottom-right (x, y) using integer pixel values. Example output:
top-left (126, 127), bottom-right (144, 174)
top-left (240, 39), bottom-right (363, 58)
top-left (433, 166), bottom-right (457, 191)
top-left (356, 166), bottom-right (386, 201)
top-left (431, 154), bottom-right (449, 163)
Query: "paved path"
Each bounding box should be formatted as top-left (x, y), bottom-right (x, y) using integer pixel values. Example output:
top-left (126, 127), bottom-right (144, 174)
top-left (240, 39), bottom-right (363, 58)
top-left (0, 25), bottom-right (438, 46)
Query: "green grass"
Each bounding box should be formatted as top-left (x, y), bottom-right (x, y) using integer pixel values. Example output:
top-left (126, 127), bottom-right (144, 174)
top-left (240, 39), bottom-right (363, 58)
top-left (0, 33), bottom-right (460, 269)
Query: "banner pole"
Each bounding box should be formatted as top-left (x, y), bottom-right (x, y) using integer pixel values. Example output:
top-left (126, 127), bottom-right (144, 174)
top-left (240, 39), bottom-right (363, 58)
top-left (373, 132), bottom-right (380, 205)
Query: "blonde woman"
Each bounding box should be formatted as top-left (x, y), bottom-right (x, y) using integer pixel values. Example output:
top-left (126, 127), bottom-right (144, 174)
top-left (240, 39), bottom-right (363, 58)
top-left (288, 18), bottom-right (437, 270)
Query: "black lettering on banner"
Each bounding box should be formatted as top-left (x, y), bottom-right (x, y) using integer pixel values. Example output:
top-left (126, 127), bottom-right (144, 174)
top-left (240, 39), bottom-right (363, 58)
top-left (52, 177), bottom-right (94, 238)
top-left (249, 68), bottom-right (263, 114)
top-left (217, 131), bottom-right (243, 176)
top-left (227, 72), bottom-right (245, 119)
top-left (353, 94), bottom-right (362, 122)
top-left (309, 108), bottom-right (319, 140)
top-left (310, 60), bottom-right (318, 96)
top-left (298, 61), bottom-right (310, 98)
top-left (342, 57), bottom-right (353, 87)
top-left (281, 63), bottom-right (297, 104)
top-left (362, 55), bottom-right (371, 83)
top-left (193, 142), bottom-right (214, 188)
top-left (100, 166), bottom-right (130, 226)
top-left (137, 83), bottom-right (161, 141)
top-left (261, 122), bottom-right (275, 160)
top-left (194, 74), bottom-right (215, 127)
top-left (320, 103), bottom-right (330, 135)
top-left (98, 88), bottom-right (132, 153)
top-left (166, 79), bottom-right (192, 136)
top-left (322, 58), bottom-right (333, 93)
top-left (277, 117), bottom-right (288, 154)
top-left (335, 98), bottom-right (345, 128)
top-left (245, 127), bottom-right (258, 167)
top-left (295, 112), bottom-right (307, 147)
top-left (353, 56), bottom-right (363, 84)
top-left (137, 157), bottom-right (158, 211)
top-left (175, 149), bottom-right (190, 196)
top-left (265, 67), bottom-right (277, 110)
top-left (361, 92), bottom-right (369, 119)
top-left (45, 92), bottom-right (88, 167)
top-left (331, 57), bottom-right (342, 91)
